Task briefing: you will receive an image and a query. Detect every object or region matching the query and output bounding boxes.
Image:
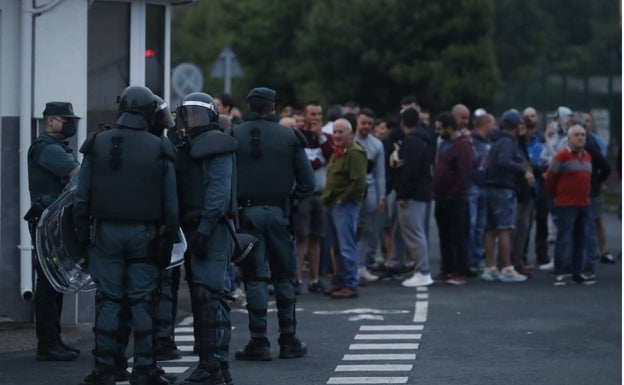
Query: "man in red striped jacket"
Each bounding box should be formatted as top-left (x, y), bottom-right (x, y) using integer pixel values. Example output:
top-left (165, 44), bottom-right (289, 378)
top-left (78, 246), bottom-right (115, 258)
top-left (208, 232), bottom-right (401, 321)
top-left (545, 124), bottom-right (594, 286)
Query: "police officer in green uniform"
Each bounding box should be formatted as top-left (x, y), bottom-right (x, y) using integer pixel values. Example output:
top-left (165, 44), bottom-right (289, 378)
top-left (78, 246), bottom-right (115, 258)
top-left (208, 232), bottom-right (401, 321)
top-left (169, 92), bottom-right (237, 385)
top-left (27, 101), bottom-right (81, 361)
top-left (74, 86), bottom-right (178, 385)
top-left (232, 87), bottom-right (315, 361)
top-left (150, 95), bottom-right (183, 362)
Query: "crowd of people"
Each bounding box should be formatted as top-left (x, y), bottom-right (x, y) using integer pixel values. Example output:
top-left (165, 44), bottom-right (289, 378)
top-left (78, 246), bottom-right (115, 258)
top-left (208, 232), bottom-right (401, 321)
top-left (26, 85), bottom-right (619, 385)
top-left (275, 96), bottom-right (617, 291)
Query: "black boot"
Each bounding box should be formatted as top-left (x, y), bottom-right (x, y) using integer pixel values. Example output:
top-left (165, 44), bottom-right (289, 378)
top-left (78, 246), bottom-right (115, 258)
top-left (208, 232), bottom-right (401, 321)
top-left (182, 286), bottom-right (226, 385)
top-left (220, 362), bottom-right (234, 385)
top-left (155, 364), bottom-right (177, 384)
top-left (112, 356), bottom-right (131, 382)
top-left (234, 338), bottom-right (271, 361)
top-left (130, 365), bottom-right (170, 385)
top-left (79, 364), bottom-right (115, 385)
top-left (182, 364), bottom-right (225, 385)
top-left (155, 337), bottom-right (182, 361)
top-left (36, 342), bottom-right (78, 361)
top-left (278, 333), bottom-right (307, 359)
top-left (60, 340), bottom-right (81, 355)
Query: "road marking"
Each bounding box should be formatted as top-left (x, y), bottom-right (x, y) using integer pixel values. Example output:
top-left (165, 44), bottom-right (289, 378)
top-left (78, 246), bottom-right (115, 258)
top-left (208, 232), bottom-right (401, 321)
top-left (354, 334), bottom-right (421, 340)
top-left (342, 354), bottom-right (416, 361)
top-left (175, 335), bottom-right (196, 342)
top-left (160, 366), bottom-right (190, 374)
top-left (179, 345), bottom-right (194, 352)
top-left (159, 356), bottom-right (199, 363)
top-left (416, 286), bottom-right (428, 292)
top-left (314, 308), bottom-right (410, 315)
top-left (175, 326), bottom-right (194, 333)
top-left (327, 377), bottom-right (408, 384)
top-left (328, 287), bottom-right (430, 384)
top-left (349, 343), bottom-right (419, 350)
top-left (413, 301), bottom-right (428, 323)
top-left (335, 364), bottom-right (413, 372)
top-left (359, 325), bottom-right (423, 331)
top-left (179, 315), bottom-right (194, 326)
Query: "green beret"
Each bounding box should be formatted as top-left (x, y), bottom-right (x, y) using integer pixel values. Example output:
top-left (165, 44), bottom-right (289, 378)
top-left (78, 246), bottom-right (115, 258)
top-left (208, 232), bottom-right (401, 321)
top-left (43, 102), bottom-right (80, 118)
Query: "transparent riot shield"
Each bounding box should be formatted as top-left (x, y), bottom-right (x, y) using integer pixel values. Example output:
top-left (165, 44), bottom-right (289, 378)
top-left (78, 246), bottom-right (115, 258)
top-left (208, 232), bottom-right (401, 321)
top-left (169, 229), bottom-right (186, 268)
top-left (36, 186), bottom-right (186, 294)
top-left (36, 185), bottom-right (92, 294)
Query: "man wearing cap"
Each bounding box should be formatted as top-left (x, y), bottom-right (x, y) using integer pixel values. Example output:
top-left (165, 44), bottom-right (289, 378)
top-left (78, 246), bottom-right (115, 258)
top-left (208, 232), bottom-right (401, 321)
top-left (26, 102), bottom-right (81, 362)
top-left (230, 87), bottom-right (315, 361)
top-left (480, 109), bottom-right (534, 283)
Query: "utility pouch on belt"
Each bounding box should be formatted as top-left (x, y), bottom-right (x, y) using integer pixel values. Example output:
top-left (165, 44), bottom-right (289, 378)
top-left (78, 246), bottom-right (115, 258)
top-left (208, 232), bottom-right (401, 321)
top-left (223, 216), bottom-right (258, 266)
top-left (149, 226), bottom-right (174, 269)
top-left (24, 202), bottom-right (45, 236)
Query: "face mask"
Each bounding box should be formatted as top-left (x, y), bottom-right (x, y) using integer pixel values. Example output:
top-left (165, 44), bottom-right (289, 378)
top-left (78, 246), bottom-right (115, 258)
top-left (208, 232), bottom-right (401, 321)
top-left (61, 120), bottom-right (77, 138)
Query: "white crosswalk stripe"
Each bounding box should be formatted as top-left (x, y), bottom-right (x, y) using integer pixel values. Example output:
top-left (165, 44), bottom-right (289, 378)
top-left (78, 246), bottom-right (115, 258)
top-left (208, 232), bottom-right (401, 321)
top-left (327, 288), bottom-right (428, 384)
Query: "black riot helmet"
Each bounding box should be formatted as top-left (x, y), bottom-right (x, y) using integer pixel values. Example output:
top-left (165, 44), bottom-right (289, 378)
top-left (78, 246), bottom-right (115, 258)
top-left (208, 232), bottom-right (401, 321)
top-left (175, 92), bottom-right (219, 135)
top-left (149, 95), bottom-right (175, 137)
top-left (116, 86), bottom-right (157, 129)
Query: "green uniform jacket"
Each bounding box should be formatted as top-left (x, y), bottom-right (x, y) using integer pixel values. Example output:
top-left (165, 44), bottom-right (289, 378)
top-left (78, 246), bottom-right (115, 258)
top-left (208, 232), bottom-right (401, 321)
top-left (322, 142), bottom-right (368, 208)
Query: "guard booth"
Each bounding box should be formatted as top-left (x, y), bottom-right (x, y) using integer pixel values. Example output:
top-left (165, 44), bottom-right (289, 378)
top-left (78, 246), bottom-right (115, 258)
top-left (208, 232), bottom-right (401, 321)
top-left (0, 0), bottom-right (192, 324)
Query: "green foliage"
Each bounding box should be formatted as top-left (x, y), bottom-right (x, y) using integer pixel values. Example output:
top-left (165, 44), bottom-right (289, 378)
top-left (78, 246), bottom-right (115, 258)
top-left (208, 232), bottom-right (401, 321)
top-left (171, 0), bottom-right (620, 118)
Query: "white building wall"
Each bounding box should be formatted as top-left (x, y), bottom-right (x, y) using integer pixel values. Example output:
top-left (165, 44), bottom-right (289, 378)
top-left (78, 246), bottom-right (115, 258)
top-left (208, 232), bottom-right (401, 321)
top-left (33, 0), bottom-right (89, 148)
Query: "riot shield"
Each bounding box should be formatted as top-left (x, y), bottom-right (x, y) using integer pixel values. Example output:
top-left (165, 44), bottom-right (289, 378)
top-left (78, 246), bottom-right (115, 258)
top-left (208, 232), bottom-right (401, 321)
top-left (169, 229), bottom-right (186, 269)
top-left (36, 186), bottom-right (186, 294)
top-left (36, 185), bottom-right (92, 294)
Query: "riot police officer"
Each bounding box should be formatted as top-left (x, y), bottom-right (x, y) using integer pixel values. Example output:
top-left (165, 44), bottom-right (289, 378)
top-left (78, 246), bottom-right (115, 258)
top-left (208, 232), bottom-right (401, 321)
top-left (231, 87), bottom-right (315, 361)
top-left (149, 95), bottom-right (183, 362)
top-left (26, 101), bottom-right (81, 361)
top-left (169, 92), bottom-right (238, 385)
top-left (74, 86), bottom-right (178, 385)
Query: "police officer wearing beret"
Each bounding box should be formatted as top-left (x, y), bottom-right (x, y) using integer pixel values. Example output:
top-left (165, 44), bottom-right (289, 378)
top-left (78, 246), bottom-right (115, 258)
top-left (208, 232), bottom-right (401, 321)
top-left (231, 87), bottom-right (315, 361)
top-left (74, 86), bottom-right (178, 385)
top-left (169, 92), bottom-right (238, 385)
top-left (27, 101), bottom-right (81, 361)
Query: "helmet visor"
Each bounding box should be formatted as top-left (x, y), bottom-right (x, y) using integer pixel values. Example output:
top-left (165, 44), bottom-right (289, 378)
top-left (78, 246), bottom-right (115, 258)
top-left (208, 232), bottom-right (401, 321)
top-left (155, 101), bottom-right (175, 130)
top-left (175, 101), bottom-right (215, 131)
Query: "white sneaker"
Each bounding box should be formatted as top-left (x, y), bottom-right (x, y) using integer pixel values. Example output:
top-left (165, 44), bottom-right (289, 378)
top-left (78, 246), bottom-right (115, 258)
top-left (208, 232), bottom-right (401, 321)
top-left (480, 267), bottom-right (500, 282)
top-left (359, 267), bottom-right (379, 282)
top-left (498, 266), bottom-right (527, 282)
top-left (538, 260), bottom-right (554, 271)
top-left (402, 272), bottom-right (433, 287)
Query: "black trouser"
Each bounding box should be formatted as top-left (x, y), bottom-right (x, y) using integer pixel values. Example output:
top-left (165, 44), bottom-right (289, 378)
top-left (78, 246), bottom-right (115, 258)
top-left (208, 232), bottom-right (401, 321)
top-left (34, 260), bottom-right (64, 347)
top-left (435, 198), bottom-right (469, 275)
top-left (533, 178), bottom-right (550, 264)
top-left (30, 222), bottom-right (64, 348)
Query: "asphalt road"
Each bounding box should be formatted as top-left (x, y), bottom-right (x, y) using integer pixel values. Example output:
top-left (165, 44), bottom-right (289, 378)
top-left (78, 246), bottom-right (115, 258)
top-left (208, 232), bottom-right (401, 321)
top-left (0, 212), bottom-right (621, 385)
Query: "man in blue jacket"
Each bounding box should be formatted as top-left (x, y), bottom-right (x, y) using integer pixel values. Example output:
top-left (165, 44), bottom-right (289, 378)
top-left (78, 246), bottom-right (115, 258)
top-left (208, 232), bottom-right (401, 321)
top-left (481, 109), bottom-right (534, 283)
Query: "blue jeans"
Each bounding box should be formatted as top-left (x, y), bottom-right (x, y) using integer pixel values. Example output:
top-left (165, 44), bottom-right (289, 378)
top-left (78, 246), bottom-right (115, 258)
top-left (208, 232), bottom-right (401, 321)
top-left (554, 206), bottom-right (589, 276)
top-left (584, 196), bottom-right (600, 269)
top-left (468, 184), bottom-right (487, 267)
top-left (357, 184), bottom-right (381, 267)
top-left (327, 202), bottom-right (360, 290)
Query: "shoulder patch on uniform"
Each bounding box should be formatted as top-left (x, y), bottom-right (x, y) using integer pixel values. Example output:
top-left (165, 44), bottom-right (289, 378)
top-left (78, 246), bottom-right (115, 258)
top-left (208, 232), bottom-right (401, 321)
top-left (292, 128), bottom-right (308, 148)
top-left (190, 130), bottom-right (239, 159)
top-left (160, 138), bottom-right (176, 161)
top-left (79, 131), bottom-right (99, 155)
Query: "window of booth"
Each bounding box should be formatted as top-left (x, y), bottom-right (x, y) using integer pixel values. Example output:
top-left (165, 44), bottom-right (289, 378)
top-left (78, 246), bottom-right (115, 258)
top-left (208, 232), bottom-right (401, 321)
top-left (145, 4), bottom-right (165, 98)
top-left (87, 1), bottom-right (130, 132)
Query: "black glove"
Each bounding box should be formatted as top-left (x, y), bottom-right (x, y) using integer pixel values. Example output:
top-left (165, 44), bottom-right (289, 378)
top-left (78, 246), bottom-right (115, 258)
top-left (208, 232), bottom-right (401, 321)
top-left (189, 231), bottom-right (208, 259)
